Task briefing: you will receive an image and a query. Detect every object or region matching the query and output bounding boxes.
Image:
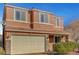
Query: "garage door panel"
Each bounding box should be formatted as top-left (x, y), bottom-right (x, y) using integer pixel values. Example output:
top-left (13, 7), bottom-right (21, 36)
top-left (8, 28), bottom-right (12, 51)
top-left (11, 36), bottom-right (45, 54)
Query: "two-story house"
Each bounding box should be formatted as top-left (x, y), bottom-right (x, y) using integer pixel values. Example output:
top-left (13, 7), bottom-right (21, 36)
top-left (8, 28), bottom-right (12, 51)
top-left (3, 5), bottom-right (70, 54)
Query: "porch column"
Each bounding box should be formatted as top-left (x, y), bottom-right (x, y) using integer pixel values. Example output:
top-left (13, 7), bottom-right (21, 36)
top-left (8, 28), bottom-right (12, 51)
top-left (61, 35), bottom-right (66, 42)
top-left (67, 35), bottom-right (74, 42)
top-left (48, 43), bottom-right (53, 52)
top-left (48, 35), bottom-right (54, 52)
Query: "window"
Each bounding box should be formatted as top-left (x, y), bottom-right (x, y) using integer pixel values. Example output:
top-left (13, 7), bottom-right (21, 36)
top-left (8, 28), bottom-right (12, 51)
top-left (40, 13), bottom-right (48, 23)
top-left (15, 9), bottom-right (26, 21)
top-left (41, 13), bottom-right (44, 22)
top-left (44, 14), bottom-right (48, 23)
top-left (55, 36), bottom-right (61, 43)
top-left (21, 11), bottom-right (26, 21)
top-left (55, 16), bottom-right (59, 26)
top-left (15, 11), bottom-right (20, 20)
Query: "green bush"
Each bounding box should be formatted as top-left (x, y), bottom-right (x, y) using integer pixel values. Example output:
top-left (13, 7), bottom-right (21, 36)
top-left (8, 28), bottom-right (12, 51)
top-left (55, 43), bottom-right (67, 54)
top-left (0, 47), bottom-right (5, 55)
top-left (64, 42), bottom-right (77, 51)
top-left (77, 43), bottom-right (79, 49)
top-left (54, 42), bottom-right (78, 54)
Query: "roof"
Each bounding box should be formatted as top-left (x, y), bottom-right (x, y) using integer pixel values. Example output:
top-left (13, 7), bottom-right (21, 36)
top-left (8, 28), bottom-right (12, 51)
top-left (5, 4), bottom-right (29, 11)
top-left (32, 9), bottom-right (53, 15)
top-left (5, 4), bottom-right (54, 15)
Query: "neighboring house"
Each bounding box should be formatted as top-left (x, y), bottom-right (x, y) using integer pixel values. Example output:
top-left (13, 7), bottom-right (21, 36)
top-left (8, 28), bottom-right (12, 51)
top-left (3, 5), bottom-right (70, 54)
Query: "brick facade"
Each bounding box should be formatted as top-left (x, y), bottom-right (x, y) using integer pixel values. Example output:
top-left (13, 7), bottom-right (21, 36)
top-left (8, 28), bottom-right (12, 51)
top-left (5, 6), bottom-right (64, 32)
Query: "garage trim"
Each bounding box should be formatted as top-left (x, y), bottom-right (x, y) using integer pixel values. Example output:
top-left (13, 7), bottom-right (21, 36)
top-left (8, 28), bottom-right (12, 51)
top-left (10, 35), bottom-right (47, 54)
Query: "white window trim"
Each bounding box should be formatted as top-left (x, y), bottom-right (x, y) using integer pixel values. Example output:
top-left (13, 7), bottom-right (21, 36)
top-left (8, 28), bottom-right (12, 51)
top-left (54, 16), bottom-right (60, 27)
top-left (34, 22), bottom-right (54, 25)
top-left (14, 8), bottom-right (28, 23)
top-left (54, 26), bottom-right (64, 28)
top-left (54, 16), bottom-right (64, 28)
top-left (39, 12), bottom-right (50, 24)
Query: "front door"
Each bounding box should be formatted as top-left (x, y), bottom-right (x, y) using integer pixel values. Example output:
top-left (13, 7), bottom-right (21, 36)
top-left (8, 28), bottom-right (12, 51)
top-left (53, 35), bottom-right (61, 51)
top-left (54, 35), bottom-right (61, 44)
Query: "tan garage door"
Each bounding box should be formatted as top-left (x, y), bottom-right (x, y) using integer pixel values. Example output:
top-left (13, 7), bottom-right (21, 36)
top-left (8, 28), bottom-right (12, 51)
top-left (11, 35), bottom-right (45, 54)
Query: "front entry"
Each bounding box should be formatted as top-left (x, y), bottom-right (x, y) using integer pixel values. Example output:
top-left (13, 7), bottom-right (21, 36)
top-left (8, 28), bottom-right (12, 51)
top-left (49, 34), bottom-right (69, 52)
top-left (52, 35), bottom-right (61, 51)
top-left (54, 36), bottom-right (61, 44)
top-left (48, 35), bottom-right (61, 52)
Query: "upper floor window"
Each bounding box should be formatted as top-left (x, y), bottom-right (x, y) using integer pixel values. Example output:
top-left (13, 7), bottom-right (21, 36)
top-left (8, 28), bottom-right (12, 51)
top-left (15, 9), bottom-right (26, 21)
top-left (40, 13), bottom-right (49, 23)
top-left (55, 16), bottom-right (59, 26)
top-left (15, 10), bottom-right (20, 20)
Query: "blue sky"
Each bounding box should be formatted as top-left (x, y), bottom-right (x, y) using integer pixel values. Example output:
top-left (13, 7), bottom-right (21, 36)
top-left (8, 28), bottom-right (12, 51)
top-left (0, 3), bottom-right (4, 34)
top-left (0, 3), bottom-right (79, 34)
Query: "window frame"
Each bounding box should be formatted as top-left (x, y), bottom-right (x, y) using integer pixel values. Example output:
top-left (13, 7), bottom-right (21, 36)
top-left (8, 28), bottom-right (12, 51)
top-left (14, 8), bottom-right (27, 22)
top-left (20, 10), bottom-right (26, 21)
top-left (39, 12), bottom-right (49, 24)
top-left (54, 36), bottom-right (61, 44)
top-left (54, 16), bottom-right (59, 27)
top-left (15, 10), bottom-right (21, 21)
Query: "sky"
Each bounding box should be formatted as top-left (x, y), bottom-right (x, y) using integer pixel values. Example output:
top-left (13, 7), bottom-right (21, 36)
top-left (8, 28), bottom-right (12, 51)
top-left (0, 3), bottom-right (4, 34)
top-left (0, 3), bottom-right (79, 34)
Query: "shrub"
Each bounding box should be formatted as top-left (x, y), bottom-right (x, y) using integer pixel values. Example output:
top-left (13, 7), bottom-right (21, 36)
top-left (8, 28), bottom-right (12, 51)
top-left (0, 47), bottom-right (5, 55)
top-left (54, 42), bottom-right (78, 54)
top-left (77, 43), bottom-right (79, 49)
top-left (55, 43), bottom-right (67, 54)
top-left (64, 42), bottom-right (77, 51)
